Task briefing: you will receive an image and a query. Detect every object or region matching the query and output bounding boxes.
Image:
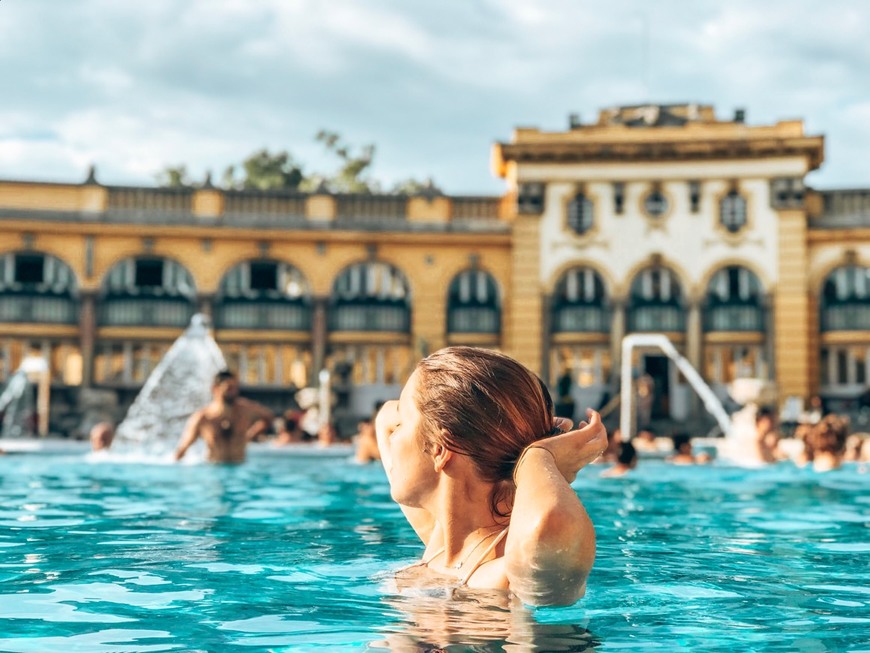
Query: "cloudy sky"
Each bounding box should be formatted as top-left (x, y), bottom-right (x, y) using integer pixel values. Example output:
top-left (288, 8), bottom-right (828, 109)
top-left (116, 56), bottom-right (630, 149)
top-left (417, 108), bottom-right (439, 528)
top-left (1, 0), bottom-right (868, 194)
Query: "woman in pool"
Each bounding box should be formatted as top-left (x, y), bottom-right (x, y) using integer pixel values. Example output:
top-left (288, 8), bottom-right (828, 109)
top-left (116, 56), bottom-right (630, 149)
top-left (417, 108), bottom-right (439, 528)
top-left (376, 346), bottom-right (607, 606)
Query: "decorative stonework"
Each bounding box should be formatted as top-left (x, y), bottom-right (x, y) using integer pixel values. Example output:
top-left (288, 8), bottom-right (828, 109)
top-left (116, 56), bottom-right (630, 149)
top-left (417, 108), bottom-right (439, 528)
top-left (517, 182), bottom-right (545, 214)
top-left (770, 177), bottom-right (805, 209)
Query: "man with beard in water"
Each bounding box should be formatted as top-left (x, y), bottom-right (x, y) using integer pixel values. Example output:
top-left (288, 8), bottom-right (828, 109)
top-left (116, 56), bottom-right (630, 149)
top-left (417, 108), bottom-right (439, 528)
top-left (174, 369), bottom-right (274, 464)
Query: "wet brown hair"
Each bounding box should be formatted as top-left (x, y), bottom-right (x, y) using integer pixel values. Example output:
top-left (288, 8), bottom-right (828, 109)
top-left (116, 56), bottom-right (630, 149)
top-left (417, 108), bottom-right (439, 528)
top-left (213, 369), bottom-right (237, 386)
top-left (807, 414), bottom-right (850, 455)
top-left (413, 346), bottom-right (557, 517)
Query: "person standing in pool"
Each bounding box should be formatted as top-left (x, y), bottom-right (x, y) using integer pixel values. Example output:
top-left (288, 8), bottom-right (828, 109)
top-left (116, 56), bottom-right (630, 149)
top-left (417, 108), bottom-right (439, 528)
top-left (376, 346), bottom-right (606, 606)
top-left (174, 369), bottom-right (274, 464)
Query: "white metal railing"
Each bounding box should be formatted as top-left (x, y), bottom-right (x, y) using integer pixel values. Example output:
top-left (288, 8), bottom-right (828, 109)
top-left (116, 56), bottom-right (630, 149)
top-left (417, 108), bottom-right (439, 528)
top-left (619, 333), bottom-right (731, 439)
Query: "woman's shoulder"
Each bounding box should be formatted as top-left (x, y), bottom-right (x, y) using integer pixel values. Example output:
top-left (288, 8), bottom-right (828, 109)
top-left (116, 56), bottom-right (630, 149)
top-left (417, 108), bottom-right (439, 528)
top-left (464, 556), bottom-right (509, 590)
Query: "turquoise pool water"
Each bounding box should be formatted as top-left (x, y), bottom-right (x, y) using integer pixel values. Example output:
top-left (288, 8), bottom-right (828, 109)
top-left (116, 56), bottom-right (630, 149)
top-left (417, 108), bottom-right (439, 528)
top-left (0, 449), bottom-right (867, 652)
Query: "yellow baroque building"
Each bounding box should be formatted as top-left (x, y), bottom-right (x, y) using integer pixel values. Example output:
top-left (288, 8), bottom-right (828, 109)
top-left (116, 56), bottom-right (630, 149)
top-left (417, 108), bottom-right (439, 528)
top-left (1, 103), bottom-right (869, 433)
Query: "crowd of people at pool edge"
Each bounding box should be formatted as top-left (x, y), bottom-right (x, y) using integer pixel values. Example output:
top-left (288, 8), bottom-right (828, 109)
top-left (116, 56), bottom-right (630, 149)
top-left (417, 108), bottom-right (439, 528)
top-left (78, 359), bottom-right (870, 474)
top-left (3, 345), bottom-right (868, 606)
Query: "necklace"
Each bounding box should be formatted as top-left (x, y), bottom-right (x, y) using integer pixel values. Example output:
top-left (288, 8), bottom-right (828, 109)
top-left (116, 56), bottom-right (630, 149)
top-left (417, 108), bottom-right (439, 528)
top-left (451, 528), bottom-right (502, 570)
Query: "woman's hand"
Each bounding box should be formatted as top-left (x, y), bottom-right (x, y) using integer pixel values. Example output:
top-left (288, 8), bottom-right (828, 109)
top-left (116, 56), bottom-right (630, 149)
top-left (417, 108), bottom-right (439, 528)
top-left (532, 409), bottom-right (608, 483)
top-left (507, 408), bottom-right (603, 605)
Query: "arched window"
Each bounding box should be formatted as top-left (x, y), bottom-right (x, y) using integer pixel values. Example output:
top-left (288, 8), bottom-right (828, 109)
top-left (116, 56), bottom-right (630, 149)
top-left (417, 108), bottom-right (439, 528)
top-left (819, 265), bottom-right (870, 393)
top-left (216, 260), bottom-right (311, 330)
top-left (704, 266), bottom-right (764, 331)
top-left (643, 190), bottom-right (669, 218)
top-left (720, 190), bottom-right (748, 233)
top-left (99, 257), bottom-right (196, 327)
top-left (446, 269), bottom-right (500, 335)
top-left (820, 265), bottom-right (870, 332)
top-left (551, 267), bottom-right (609, 333)
top-left (0, 252), bottom-right (78, 324)
top-left (567, 193), bottom-right (594, 235)
top-left (627, 266), bottom-right (685, 332)
top-left (330, 262), bottom-right (411, 332)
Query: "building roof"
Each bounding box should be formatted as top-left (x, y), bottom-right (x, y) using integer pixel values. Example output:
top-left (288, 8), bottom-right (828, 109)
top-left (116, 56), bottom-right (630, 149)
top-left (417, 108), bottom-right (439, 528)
top-left (492, 103), bottom-right (825, 175)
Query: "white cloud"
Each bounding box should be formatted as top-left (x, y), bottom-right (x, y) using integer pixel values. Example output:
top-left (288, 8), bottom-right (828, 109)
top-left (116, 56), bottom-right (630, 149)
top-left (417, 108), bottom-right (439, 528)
top-left (0, 0), bottom-right (868, 192)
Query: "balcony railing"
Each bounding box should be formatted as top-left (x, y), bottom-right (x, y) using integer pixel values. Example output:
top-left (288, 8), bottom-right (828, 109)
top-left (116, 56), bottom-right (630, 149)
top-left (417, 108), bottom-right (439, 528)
top-left (552, 306), bottom-right (611, 333)
top-left (447, 307), bottom-right (500, 333)
top-left (704, 305), bottom-right (765, 332)
top-left (451, 197), bottom-right (501, 220)
top-left (107, 187), bottom-right (193, 213)
top-left (329, 304), bottom-right (410, 332)
top-left (98, 298), bottom-right (195, 328)
top-left (223, 191), bottom-right (306, 218)
top-left (0, 295), bottom-right (78, 324)
top-left (821, 303), bottom-right (870, 331)
top-left (809, 190), bottom-right (870, 228)
top-left (215, 301), bottom-right (312, 330)
top-left (336, 196), bottom-right (407, 221)
top-left (628, 305), bottom-right (686, 332)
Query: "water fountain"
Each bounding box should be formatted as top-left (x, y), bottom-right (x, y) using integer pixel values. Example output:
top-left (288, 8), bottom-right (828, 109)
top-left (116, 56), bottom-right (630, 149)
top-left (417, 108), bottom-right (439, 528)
top-left (721, 377), bottom-right (779, 465)
top-left (0, 368), bottom-right (36, 439)
top-left (0, 354), bottom-right (52, 440)
top-left (114, 313), bottom-right (226, 456)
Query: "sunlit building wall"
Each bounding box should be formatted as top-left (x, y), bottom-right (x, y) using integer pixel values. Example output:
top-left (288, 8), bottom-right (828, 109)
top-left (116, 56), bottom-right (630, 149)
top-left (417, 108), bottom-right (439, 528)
top-left (0, 104), bottom-right (868, 425)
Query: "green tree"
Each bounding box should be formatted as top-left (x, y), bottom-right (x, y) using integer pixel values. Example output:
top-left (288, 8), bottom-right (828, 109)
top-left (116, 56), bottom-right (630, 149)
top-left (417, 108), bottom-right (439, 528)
top-left (159, 133), bottom-right (439, 195)
top-left (236, 149), bottom-right (305, 191)
top-left (390, 177), bottom-right (441, 196)
top-left (306, 130), bottom-right (378, 194)
top-left (156, 165), bottom-right (190, 188)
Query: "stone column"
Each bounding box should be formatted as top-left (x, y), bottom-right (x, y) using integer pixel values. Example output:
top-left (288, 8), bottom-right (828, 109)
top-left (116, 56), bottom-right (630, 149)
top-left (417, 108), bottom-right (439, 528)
top-left (197, 293), bottom-right (215, 322)
top-left (609, 298), bottom-right (627, 386)
top-left (540, 294), bottom-right (553, 384)
top-left (311, 296), bottom-right (329, 385)
top-left (78, 291), bottom-right (97, 388)
top-left (762, 293), bottom-right (776, 382)
top-left (686, 298), bottom-right (703, 372)
top-left (685, 297), bottom-right (703, 419)
top-left (775, 209), bottom-right (811, 400)
top-left (507, 216), bottom-right (543, 374)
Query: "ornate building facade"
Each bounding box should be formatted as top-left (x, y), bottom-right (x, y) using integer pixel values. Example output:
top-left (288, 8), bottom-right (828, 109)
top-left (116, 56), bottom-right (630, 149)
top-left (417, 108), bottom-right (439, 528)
top-left (0, 104), bottom-right (868, 431)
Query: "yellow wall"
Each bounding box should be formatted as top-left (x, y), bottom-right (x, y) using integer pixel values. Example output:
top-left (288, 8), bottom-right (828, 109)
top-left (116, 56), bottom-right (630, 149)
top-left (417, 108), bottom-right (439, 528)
top-left (774, 209), bottom-right (811, 399)
top-left (0, 213), bottom-right (512, 375)
top-left (506, 215), bottom-right (543, 373)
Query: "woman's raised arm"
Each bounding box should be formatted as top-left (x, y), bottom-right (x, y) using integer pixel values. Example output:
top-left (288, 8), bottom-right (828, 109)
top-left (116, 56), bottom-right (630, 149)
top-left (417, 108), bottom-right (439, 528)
top-left (504, 410), bottom-right (607, 605)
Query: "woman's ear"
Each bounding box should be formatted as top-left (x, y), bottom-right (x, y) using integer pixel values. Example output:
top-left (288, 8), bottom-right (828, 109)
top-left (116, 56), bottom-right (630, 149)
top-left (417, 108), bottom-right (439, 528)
top-left (431, 431), bottom-right (454, 472)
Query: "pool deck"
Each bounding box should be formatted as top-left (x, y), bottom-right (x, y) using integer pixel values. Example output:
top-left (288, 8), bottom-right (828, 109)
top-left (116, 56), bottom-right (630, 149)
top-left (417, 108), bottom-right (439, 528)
top-left (0, 438), bottom-right (355, 457)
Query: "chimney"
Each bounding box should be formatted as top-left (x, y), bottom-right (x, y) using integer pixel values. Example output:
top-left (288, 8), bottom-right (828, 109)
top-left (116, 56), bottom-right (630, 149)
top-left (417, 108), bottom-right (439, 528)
top-left (569, 113), bottom-right (582, 129)
top-left (734, 108), bottom-right (746, 124)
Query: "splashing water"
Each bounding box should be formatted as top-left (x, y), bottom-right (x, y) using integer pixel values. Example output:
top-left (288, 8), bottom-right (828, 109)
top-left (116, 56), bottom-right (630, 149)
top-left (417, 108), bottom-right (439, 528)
top-left (0, 369), bottom-right (35, 439)
top-left (114, 314), bottom-right (226, 456)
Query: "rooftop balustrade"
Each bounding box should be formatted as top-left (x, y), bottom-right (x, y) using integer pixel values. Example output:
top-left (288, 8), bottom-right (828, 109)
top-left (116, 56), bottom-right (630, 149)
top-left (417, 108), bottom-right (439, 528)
top-left (0, 180), bottom-right (509, 233)
top-left (810, 189), bottom-right (870, 228)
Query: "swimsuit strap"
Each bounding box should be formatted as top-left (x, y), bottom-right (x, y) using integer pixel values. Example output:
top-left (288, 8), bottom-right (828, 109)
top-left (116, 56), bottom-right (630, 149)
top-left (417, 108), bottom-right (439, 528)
top-left (420, 545), bottom-right (446, 566)
top-left (459, 526), bottom-right (509, 586)
top-left (396, 544), bottom-right (446, 574)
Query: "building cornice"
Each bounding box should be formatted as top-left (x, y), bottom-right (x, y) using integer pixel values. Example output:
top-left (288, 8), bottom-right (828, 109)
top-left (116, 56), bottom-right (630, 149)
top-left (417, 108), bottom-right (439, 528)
top-left (493, 135), bottom-right (824, 175)
top-left (0, 213), bottom-right (511, 245)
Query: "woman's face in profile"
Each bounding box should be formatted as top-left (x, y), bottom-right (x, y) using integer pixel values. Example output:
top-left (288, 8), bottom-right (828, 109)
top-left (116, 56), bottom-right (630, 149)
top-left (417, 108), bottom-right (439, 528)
top-left (386, 370), bottom-right (438, 507)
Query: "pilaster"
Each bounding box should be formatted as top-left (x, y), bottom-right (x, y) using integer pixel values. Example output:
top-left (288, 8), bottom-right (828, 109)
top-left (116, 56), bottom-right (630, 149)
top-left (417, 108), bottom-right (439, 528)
top-left (311, 296), bottom-right (329, 384)
top-left (305, 195), bottom-right (337, 222)
top-left (507, 215), bottom-right (543, 374)
top-left (192, 189), bottom-right (224, 218)
top-left (609, 299), bottom-right (627, 383)
top-left (774, 209), bottom-right (811, 400)
top-left (78, 291), bottom-right (97, 388)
